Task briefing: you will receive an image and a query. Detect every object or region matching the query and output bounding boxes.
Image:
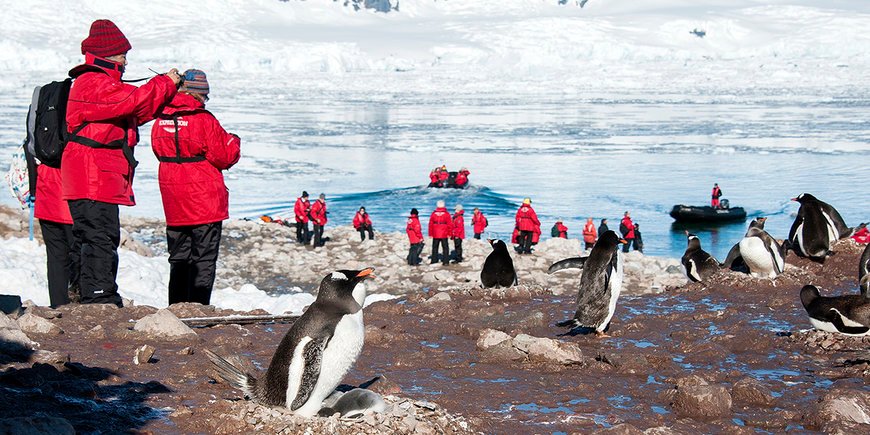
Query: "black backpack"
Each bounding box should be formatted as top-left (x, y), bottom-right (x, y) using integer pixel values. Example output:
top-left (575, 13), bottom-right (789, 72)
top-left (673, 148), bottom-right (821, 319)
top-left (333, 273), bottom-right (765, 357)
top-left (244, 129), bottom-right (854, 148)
top-left (551, 224), bottom-right (560, 237)
top-left (28, 78), bottom-right (85, 168)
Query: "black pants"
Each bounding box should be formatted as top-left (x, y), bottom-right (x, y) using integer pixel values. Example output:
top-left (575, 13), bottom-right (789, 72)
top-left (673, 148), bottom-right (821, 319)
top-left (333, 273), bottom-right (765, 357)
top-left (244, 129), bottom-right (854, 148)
top-left (39, 219), bottom-right (80, 308)
top-left (453, 238), bottom-right (463, 262)
top-left (68, 199), bottom-right (122, 306)
top-left (295, 221), bottom-right (309, 244)
top-left (313, 224), bottom-right (325, 247)
top-left (431, 238), bottom-right (449, 264)
top-left (585, 241), bottom-right (594, 250)
top-left (407, 242), bottom-right (424, 265)
top-left (357, 224), bottom-right (374, 241)
top-left (473, 233), bottom-right (481, 240)
top-left (167, 222), bottom-right (222, 305)
top-left (518, 230), bottom-right (534, 254)
top-left (623, 238), bottom-right (633, 252)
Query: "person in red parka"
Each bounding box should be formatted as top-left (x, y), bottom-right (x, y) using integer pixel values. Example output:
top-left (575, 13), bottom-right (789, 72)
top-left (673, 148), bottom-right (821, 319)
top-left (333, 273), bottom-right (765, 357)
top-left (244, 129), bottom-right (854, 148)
top-left (294, 191), bottom-right (310, 244)
top-left (428, 200), bottom-right (452, 265)
top-left (438, 165), bottom-right (449, 185)
top-left (62, 19), bottom-right (181, 306)
top-left (428, 168), bottom-right (441, 188)
top-left (451, 204), bottom-right (466, 263)
top-left (711, 183), bottom-right (723, 208)
top-left (471, 207), bottom-right (487, 239)
top-left (353, 206), bottom-right (374, 241)
top-left (619, 211), bottom-right (636, 253)
top-left (406, 208), bottom-right (424, 265)
top-left (151, 69), bottom-right (240, 305)
top-left (582, 217), bottom-right (597, 250)
top-left (310, 193), bottom-right (328, 247)
top-left (515, 197), bottom-right (540, 254)
top-left (454, 167), bottom-right (470, 188)
top-left (553, 219), bottom-right (568, 239)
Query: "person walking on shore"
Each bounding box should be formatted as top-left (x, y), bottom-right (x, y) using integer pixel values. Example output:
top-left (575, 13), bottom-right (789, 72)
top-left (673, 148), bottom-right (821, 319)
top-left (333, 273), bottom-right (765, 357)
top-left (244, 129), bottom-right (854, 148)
top-left (353, 206), bottom-right (374, 241)
top-left (633, 223), bottom-right (644, 253)
top-left (310, 193), bottom-right (328, 247)
top-left (598, 218), bottom-right (609, 237)
top-left (711, 183), bottom-right (723, 208)
top-left (452, 204), bottom-right (465, 263)
top-left (406, 208), bottom-right (423, 265)
top-left (515, 197), bottom-right (540, 254)
top-left (619, 211), bottom-right (635, 253)
top-left (294, 191), bottom-right (310, 244)
top-left (428, 200), bottom-right (452, 265)
top-left (471, 207), bottom-right (487, 239)
top-left (582, 217), bottom-right (597, 250)
top-left (63, 19), bottom-right (181, 306)
top-left (151, 69), bottom-right (241, 305)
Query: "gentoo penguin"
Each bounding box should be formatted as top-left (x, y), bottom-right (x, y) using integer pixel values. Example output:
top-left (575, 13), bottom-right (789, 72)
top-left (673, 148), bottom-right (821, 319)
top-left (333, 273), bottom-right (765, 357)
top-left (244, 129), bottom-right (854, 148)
top-left (736, 217), bottom-right (786, 278)
top-left (800, 284), bottom-right (870, 336)
top-left (860, 243), bottom-right (870, 297)
top-left (481, 239), bottom-right (518, 288)
top-left (319, 388), bottom-right (387, 418)
top-left (721, 218), bottom-right (769, 273)
top-left (549, 230), bottom-right (627, 336)
top-left (681, 232), bottom-right (720, 283)
top-left (205, 268), bottom-right (375, 417)
top-left (788, 193), bottom-right (863, 262)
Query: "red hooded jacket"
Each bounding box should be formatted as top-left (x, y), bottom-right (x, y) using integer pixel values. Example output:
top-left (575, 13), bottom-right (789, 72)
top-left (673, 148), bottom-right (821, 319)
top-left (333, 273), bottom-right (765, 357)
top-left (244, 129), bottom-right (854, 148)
top-left (406, 215), bottom-right (423, 244)
top-left (583, 221), bottom-right (597, 243)
top-left (429, 171), bottom-right (440, 185)
top-left (428, 207), bottom-right (452, 238)
top-left (452, 210), bottom-right (465, 239)
top-left (294, 197), bottom-right (310, 223)
top-left (151, 93), bottom-right (240, 226)
top-left (353, 211), bottom-right (372, 229)
top-left (455, 169), bottom-right (469, 187)
top-left (515, 204), bottom-right (540, 232)
top-left (310, 199), bottom-right (327, 225)
top-left (472, 211), bottom-right (487, 234)
top-left (620, 216), bottom-right (635, 239)
top-left (555, 222), bottom-right (568, 238)
top-left (62, 53), bottom-right (177, 205)
top-left (34, 165), bottom-right (72, 224)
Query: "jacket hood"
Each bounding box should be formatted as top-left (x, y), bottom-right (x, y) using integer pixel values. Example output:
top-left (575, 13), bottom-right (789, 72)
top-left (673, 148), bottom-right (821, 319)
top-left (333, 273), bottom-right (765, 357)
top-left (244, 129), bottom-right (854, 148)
top-left (161, 92), bottom-right (205, 115)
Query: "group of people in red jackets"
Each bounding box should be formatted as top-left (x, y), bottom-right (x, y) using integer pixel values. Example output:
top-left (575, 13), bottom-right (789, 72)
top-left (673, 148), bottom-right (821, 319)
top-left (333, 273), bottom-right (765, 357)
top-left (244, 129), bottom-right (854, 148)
top-left (427, 166), bottom-right (470, 188)
top-left (293, 191), bottom-right (330, 247)
top-left (405, 202), bottom-right (488, 265)
top-left (32, 20), bottom-right (240, 308)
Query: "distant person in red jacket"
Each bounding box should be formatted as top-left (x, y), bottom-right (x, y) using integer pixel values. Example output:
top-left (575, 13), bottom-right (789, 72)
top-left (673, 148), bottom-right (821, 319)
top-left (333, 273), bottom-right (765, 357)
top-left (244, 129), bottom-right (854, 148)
top-left (582, 217), bottom-right (597, 250)
top-left (63, 19), bottom-right (182, 306)
top-left (452, 204), bottom-right (465, 263)
top-left (438, 165), bottom-right (449, 185)
top-left (293, 191), bottom-right (310, 244)
top-left (471, 207), bottom-right (487, 239)
top-left (711, 183), bottom-right (723, 208)
top-left (310, 193), bottom-right (328, 247)
top-left (552, 219), bottom-right (568, 238)
top-left (851, 225), bottom-right (869, 244)
top-left (428, 200), bottom-right (452, 265)
top-left (353, 206), bottom-right (374, 241)
top-left (152, 69), bottom-right (241, 305)
top-left (619, 211), bottom-right (636, 253)
top-left (515, 197), bottom-right (540, 254)
top-left (454, 167), bottom-right (470, 188)
top-left (428, 168), bottom-right (441, 187)
top-left (406, 208), bottom-right (424, 265)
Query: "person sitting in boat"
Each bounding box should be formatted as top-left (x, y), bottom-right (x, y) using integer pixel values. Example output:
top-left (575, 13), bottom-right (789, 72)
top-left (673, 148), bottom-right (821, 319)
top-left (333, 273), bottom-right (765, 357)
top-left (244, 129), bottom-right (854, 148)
top-left (428, 167), bottom-right (442, 188)
top-left (438, 165), bottom-right (449, 185)
top-left (454, 167), bottom-right (470, 188)
top-left (711, 183), bottom-right (723, 208)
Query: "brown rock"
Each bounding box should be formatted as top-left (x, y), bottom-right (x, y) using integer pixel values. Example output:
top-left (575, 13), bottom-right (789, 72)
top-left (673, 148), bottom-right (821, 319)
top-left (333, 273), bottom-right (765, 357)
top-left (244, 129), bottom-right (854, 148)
top-left (134, 344), bottom-right (156, 365)
top-left (731, 378), bottom-right (775, 407)
top-left (672, 384), bottom-right (732, 419)
top-left (814, 388), bottom-right (870, 428)
top-left (476, 329), bottom-right (511, 350)
top-left (479, 340), bottom-right (526, 362)
top-left (593, 423), bottom-right (644, 434)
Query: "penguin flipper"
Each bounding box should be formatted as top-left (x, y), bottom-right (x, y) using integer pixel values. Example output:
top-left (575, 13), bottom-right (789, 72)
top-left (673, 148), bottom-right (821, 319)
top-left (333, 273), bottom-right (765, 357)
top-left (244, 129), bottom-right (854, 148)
top-left (829, 308), bottom-right (870, 335)
top-left (290, 336), bottom-right (330, 411)
top-left (548, 257), bottom-right (587, 274)
top-left (721, 243), bottom-right (742, 269)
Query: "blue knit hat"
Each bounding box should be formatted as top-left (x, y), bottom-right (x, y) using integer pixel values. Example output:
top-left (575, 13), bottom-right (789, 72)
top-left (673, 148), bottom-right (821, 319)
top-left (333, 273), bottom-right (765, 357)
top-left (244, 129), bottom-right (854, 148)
top-left (181, 69), bottom-right (209, 99)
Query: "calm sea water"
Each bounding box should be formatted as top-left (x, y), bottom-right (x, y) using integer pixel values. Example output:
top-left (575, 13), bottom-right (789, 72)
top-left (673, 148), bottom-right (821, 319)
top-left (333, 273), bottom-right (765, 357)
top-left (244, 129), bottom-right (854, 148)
top-left (2, 78), bottom-right (868, 259)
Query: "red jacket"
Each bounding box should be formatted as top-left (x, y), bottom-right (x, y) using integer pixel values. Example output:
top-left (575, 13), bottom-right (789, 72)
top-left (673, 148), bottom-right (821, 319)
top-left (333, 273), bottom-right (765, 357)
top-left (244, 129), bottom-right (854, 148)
top-left (712, 186), bottom-right (722, 199)
top-left (294, 197), bottom-right (310, 223)
top-left (62, 53), bottom-right (177, 205)
top-left (511, 227), bottom-right (519, 244)
top-left (555, 222), bottom-right (568, 238)
top-left (455, 170), bottom-right (469, 187)
top-left (583, 222), bottom-right (597, 243)
top-left (532, 226), bottom-right (541, 244)
top-left (852, 226), bottom-right (869, 244)
top-left (406, 215), bottom-right (423, 244)
top-left (515, 204), bottom-right (540, 232)
top-left (151, 93), bottom-right (240, 226)
top-left (34, 165), bottom-right (72, 224)
top-left (438, 170), bottom-right (449, 182)
top-left (620, 216), bottom-right (635, 239)
top-left (310, 199), bottom-right (327, 225)
top-left (428, 207), bottom-right (452, 238)
top-left (353, 211), bottom-right (372, 229)
top-left (472, 211), bottom-right (487, 234)
top-left (452, 210), bottom-right (465, 239)
top-left (429, 171), bottom-right (440, 185)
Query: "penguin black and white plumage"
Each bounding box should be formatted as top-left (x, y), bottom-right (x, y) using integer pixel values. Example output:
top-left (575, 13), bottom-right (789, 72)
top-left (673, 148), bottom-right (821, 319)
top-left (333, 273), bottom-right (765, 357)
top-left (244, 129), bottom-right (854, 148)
top-left (205, 268), bottom-right (375, 417)
top-left (788, 193), bottom-right (862, 262)
top-left (860, 243), bottom-right (870, 297)
top-left (549, 230), bottom-right (626, 336)
top-left (681, 232), bottom-right (720, 283)
top-left (481, 239), bottom-right (517, 288)
top-left (734, 217), bottom-right (786, 278)
top-left (800, 285), bottom-right (870, 336)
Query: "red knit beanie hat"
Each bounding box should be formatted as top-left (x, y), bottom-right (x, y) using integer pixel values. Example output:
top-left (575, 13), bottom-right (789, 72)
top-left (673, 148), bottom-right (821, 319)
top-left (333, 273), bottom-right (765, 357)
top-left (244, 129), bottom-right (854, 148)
top-left (81, 19), bottom-right (131, 57)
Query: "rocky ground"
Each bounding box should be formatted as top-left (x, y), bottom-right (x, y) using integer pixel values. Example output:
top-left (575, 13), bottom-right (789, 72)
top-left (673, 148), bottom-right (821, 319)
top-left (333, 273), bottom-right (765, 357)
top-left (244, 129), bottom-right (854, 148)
top-left (2, 206), bottom-right (869, 434)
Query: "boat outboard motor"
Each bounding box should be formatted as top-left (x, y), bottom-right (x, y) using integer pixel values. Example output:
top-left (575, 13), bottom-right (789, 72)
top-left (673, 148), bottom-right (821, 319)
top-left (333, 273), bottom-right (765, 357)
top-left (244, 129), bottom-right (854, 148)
top-left (720, 199), bottom-right (730, 209)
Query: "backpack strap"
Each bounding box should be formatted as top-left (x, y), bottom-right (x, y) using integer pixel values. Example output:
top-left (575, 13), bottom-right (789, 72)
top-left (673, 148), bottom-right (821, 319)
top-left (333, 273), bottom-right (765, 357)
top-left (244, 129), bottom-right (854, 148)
top-left (156, 111), bottom-right (207, 164)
